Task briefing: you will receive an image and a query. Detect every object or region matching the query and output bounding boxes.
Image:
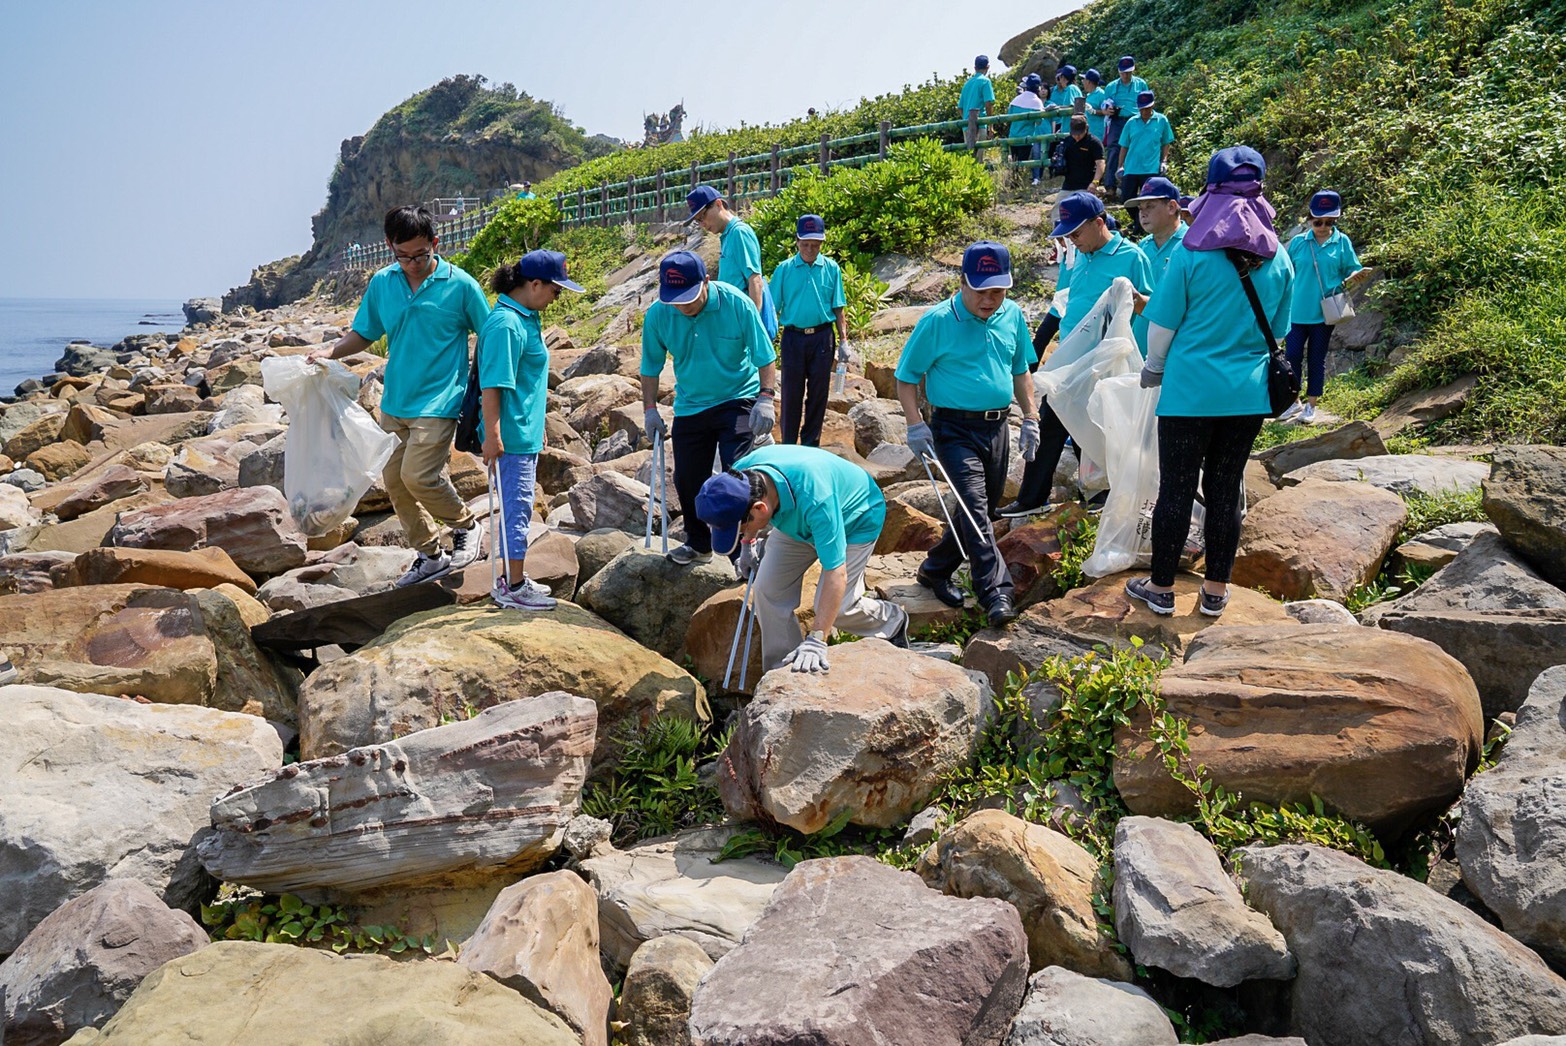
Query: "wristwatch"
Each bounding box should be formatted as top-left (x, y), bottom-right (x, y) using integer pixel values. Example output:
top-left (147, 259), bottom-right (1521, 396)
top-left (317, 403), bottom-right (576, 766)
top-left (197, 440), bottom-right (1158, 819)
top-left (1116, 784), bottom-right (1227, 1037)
top-left (760, 386), bottom-right (777, 398)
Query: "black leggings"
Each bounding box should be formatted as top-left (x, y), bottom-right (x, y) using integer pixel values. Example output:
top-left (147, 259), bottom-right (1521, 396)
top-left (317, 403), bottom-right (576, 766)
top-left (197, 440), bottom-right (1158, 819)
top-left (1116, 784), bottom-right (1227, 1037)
top-left (1150, 415), bottom-right (1265, 587)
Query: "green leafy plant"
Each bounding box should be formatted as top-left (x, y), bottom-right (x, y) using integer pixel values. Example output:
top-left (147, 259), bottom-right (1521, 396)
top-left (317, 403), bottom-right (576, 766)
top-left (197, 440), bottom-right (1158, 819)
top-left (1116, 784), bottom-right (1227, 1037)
top-left (454, 196), bottom-right (561, 278)
top-left (1053, 515), bottom-right (1099, 593)
top-left (579, 716), bottom-right (731, 846)
top-left (841, 262), bottom-right (890, 337)
top-left (1396, 486), bottom-right (1487, 545)
top-left (201, 886), bottom-right (440, 956)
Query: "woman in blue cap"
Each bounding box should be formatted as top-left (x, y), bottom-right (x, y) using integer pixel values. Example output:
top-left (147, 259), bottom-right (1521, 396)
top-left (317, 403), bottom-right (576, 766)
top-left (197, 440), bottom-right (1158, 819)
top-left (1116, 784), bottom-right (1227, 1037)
top-left (1280, 190), bottom-right (1369, 422)
top-left (1048, 65), bottom-right (1083, 137)
top-left (1129, 146), bottom-right (1295, 618)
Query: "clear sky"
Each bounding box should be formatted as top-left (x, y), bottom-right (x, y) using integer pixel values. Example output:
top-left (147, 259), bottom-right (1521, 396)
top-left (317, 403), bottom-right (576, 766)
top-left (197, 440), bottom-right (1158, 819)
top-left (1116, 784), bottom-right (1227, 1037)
top-left (0, 0), bottom-right (1072, 303)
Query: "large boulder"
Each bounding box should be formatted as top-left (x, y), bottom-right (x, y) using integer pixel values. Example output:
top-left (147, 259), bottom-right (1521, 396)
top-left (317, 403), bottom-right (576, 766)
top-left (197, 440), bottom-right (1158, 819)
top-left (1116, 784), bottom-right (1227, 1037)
top-left (847, 399), bottom-right (907, 456)
top-left (105, 485), bottom-right (307, 576)
top-left (620, 935), bottom-right (713, 1046)
top-left (1456, 666), bottom-right (1566, 968)
top-left (1231, 479), bottom-right (1407, 601)
top-left (1116, 624), bottom-right (1482, 835)
top-left (1281, 454), bottom-right (1489, 495)
top-left (297, 602), bottom-right (707, 763)
top-left (163, 428), bottom-right (281, 498)
top-left (1002, 966), bottom-right (1178, 1046)
top-left (1237, 843), bottom-right (1566, 1046)
top-left (199, 695), bottom-right (594, 894)
top-left (688, 856), bottom-right (1028, 1046)
top-left (0, 879), bottom-right (208, 1046)
top-left (682, 585), bottom-right (768, 695)
top-left (1255, 420), bottom-right (1386, 485)
top-left (459, 870), bottom-right (612, 1046)
top-left (56, 545), bottom-right (257, 594)
top-left (1483, 445), bottom-right (1566, 589)
top-left (1112, 816), bottom-right (1293, 986)
top-left (918, 810), bottom-right (1131, 979)
top-left (996, 505), bottom-right (1090, 609)
top-left (718, 640), bottom-right (991, 832)
top-left (875, 497), bottom-right (945, 554)
top-left (569, 471), bottom-right (656, 533)
top-left (0, 584), bottom-right (296, 720)
top-left (78, 940), bottom-right (578, 1044)
top-left (0, 686), bottom-right (282, 953)
top-left (578, 545), bottom-right (737, 658)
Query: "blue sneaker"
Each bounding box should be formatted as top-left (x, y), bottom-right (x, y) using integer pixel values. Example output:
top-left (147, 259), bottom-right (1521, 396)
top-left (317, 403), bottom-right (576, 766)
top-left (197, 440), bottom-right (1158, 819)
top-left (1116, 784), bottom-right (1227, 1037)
top-left (1125, 577), bottom-right (1176, 616)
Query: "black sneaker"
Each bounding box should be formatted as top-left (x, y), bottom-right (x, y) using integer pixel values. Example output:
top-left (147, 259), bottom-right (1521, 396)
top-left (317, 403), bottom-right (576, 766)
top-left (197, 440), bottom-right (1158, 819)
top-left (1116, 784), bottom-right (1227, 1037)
top-left (889, 608), bottom-right (911, 648)
top-left (1125, 576), bottom-right (1176, 616)
top-left (916, 568), bottom-right (964, 608)
top-left (1198, 587), bottom-right (1230, 617)
top-left (998, 500), bottom-right (1051, 519)
top-left (1084, 490), bottom-right (1110, 513)
top-left (986, 595), bottom-right (1019, 627)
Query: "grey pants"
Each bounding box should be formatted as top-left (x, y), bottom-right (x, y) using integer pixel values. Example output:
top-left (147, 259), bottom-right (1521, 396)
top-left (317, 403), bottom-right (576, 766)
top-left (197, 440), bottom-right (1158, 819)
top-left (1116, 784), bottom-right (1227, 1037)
top-left (754, 530), bottom-right (906, 670)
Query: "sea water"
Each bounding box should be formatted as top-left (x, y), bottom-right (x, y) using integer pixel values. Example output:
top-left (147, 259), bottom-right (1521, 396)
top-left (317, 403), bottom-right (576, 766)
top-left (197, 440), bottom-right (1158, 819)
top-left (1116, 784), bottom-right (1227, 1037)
top-left (0, 298), bottom-right (185, 396)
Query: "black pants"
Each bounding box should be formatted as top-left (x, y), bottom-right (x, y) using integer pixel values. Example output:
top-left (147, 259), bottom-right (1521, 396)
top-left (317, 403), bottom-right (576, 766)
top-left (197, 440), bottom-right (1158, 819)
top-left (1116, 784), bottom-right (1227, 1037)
top-left (1015, 312), bottom-right (1078, 507)
top-left (1120, 173), bottom-right (1151, 233)
top-left (1103, 118), bottom-right (1127, 193)
top-left (672, 400), bottom-right (754, 554)
top-left (922, 414), bottom-right (1013, 607)
top-left (1150, 415), bottom-right (1265, 587)
top-left (780, 326), bottom-right (835, 446)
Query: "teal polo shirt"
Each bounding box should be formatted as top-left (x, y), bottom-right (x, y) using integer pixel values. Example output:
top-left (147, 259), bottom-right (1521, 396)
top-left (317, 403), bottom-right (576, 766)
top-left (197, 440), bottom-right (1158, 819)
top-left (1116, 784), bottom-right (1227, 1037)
top-left (475, 296), bottom-right (548, 455)
top-left (734, 444), bottom-right (885, 571)
top-left (719, 218), bottom-right (777, 336)
top-left (894, 294), bottom-right (1032, 412)
top-left (770, 252), bottom-right (846, 330)
top-left (1286, 229), bottom-right (1363, 325)
top-left (1057, 233), bottom-right (1155, 351)
top-left (1047, 84), bottom-right (1082, 134)
top-left (1140, 222), bottom-right (1189, 290)
top-left (352, 256), bottom-right (490, 419)
top-left (1120, 111), bottom-right (1174, 175)
top-left (1101, 75), bottom-right (1148, 117)
top-left (958, 74), bottom-right (995, 116)
top-left (641, 281), bottom-right (777, 417)
top-left (1144, 245), bottom-right (1296, 418)
top-left (1083, 88), bottom-right (1109, 139)
top-left (1006, 98), bottom-right (1044, 141)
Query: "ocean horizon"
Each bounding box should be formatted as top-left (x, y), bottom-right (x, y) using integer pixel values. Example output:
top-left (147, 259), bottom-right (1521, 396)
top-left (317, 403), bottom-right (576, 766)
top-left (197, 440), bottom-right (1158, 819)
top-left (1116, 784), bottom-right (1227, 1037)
top-left (0, 297), bottom-right (187, 397)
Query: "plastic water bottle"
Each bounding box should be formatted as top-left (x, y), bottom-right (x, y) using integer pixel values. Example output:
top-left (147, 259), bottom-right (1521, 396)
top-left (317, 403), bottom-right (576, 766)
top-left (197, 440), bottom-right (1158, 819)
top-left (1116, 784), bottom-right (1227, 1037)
top-left (832, 360), bottom-right (847, 396)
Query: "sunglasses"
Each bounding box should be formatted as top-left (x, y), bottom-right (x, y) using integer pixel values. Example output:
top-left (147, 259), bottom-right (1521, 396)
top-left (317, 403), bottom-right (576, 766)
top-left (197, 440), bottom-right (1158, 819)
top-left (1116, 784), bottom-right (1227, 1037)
top-left (1311, 219), bottom-right (1337, 228)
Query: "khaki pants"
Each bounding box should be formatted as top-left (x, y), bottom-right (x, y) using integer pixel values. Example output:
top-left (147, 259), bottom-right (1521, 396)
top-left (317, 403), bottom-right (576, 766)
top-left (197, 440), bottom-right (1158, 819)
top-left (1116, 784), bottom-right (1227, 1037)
top-left (379, 413), bottom-right (474, 556)
top-left (754, 530), bottom-right (904, 670)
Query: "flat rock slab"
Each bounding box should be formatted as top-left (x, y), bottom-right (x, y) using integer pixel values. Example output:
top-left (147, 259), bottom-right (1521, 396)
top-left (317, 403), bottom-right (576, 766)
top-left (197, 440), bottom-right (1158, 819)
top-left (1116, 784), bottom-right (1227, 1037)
top-left (199, 694), bottom-right (594, 894)
top-left (105, 484), bottom-right (307, 576)
top-left (689, 856), bottom-right (1028, 1046)
top-left (0, 686), bottom-right (282, 953)
top-left (58, 545), bottom-right (257, 594)
top-left (1483, 444), bottom-right (1566, 588)
top-left (1232, 479), bottom-right (1406, 601)
top-left (1116, 624), bottom-right (1483, 835)
top-left (1456, 665), bottom-right (1566, 968)
top-left (1255, 420), bottom-right (1386, 485)
top-left (1002, 965), bottom-right (1177, 1045)
top-left (1238, 843), bottom-right (1566, 1046)
top-left (1282, 453), bottom-right (1489, 495)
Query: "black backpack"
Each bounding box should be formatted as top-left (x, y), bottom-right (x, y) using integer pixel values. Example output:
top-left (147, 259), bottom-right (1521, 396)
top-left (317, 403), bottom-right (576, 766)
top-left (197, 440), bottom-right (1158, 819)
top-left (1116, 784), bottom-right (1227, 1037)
top-left (453, 352), bottom-right (482, 453)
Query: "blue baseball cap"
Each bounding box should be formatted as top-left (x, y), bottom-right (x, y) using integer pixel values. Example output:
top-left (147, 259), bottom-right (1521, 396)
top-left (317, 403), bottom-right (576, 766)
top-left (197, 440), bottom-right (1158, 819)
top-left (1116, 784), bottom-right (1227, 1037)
top-left (1084, 68), bottom-right (1102, 84)
top-left (962, 241), bottom-right (1013, 290)
top-left (684, 184), bottom-right (721, 224)
top-left (1126, 176), bottom-right (1181, 205)
top-left (1058, 64), bottom-right (1077, 81)
top-left (975, 54), bottom-right (990, 69)
top-left (1137, 90), bottom-right (1156, 109)
top-left (657, 250), bottom-right (707, 305)
top-left (1118, 56), bottom-right (1136, 72)
top-left (1050, 191), bottom-right (1106, 237)
top-left (695, 471), bottom-right (753, 557)
top-left (1178, 195), bottom-right (1196, 211)
top-left (1104, 213), bottom-right (1120, 233)
top-left (1022, 73), bottom-right (1044, 91)
top-left (515, 250), bottom-right (585, 293)
top-left (1206, 145), bottom-right (1266, 186)
top-left (1309, 190), bottom-right (1343, 218)
top-left (796, 214), bottom-right (826, 240)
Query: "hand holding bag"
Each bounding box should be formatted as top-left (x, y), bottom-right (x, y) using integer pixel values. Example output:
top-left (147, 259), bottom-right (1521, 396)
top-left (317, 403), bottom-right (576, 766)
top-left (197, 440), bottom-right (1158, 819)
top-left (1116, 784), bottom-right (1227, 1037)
top-left (1311, 239), bottom-right (1356, 325)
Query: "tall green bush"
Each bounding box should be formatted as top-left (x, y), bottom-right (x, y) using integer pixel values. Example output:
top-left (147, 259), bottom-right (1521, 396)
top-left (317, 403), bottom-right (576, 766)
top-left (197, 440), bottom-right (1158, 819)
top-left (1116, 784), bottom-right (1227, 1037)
top-left (454, 196), bottom-right (561, 279)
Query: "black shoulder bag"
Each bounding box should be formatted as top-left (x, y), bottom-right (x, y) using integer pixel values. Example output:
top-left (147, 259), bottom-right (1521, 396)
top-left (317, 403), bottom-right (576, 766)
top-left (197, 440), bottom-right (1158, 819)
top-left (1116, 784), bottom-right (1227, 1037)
top-left (453, 348), bottom-right (483, 454)
top-left (1227, 248), bottom-right (1299, 417)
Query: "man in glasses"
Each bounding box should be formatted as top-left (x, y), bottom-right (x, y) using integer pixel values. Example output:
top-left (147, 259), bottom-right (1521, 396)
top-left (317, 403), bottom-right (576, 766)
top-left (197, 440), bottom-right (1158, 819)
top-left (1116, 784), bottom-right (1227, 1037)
top-left (309, 205), bottom-right (491, 586)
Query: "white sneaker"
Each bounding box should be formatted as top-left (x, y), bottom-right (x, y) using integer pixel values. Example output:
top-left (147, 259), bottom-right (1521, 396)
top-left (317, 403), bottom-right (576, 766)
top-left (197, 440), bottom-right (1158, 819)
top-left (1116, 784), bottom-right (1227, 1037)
top-left (1277, 401), bottom-right (1305, 423)
top-left (448, 520), bottom-right (486, 571)
top-left (1301, 404), bottom-right (1316, 422)
top-left (518, 575), bottom-right (553, 598)
top-left (395, 551), bottom-right (452, 587)
top-left (492, 578), bottom-right (557, 611)
top-left (0, 656), bottom-right (17, 686)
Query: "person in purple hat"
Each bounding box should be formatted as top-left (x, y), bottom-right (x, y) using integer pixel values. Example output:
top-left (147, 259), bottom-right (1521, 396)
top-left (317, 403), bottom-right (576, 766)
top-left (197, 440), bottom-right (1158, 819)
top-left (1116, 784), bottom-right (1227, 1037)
top-left (1129, 146), bottom-right (1296, 619)
top-left (1048, 65), bottom-right (1084, 137)
top-left (1117, 90), bottom-right (1175, 234)
top-left (1279, 189), bottom-right (1369, 423)
top-left (894, 241), bottom-right (1040, 627)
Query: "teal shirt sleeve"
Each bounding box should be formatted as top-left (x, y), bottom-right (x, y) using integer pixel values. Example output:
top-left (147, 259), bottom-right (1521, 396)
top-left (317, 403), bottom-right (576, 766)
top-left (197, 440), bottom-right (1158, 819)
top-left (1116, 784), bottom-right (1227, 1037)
top-left (768, 262), bottom-right (788, 321)
top-left (477, 320), bottom-right (519, 391)
top-left (981, 79), bottom-right (995, 106)
top-left (463, 275), bottom-right (490, 334)
top-left (351, 281), bottom-right (384, 341)
top-left (1160, 115), bottom-right (1175, 147)
top-left (734, 225), bottom-right (763, 282)
top-left (639, 311), bottom-right (668, 377)
top-left (1343, 236), bottom-right (1362, 273)
top-left (893, 312), bottom-right (939, 384)
top-left (1271, 255), bottom-right (1295, 335)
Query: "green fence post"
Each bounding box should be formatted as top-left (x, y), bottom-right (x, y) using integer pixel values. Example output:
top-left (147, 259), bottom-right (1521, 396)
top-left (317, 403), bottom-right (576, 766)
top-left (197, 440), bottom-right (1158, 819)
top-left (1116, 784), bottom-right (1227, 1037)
top-left (656, 170), bottom-right (667, 222)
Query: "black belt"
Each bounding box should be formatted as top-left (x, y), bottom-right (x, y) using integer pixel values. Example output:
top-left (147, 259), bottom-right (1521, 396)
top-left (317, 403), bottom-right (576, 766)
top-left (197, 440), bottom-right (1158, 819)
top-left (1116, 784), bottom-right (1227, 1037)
top-left (933, 406), bottom-right (1009, 422)
top-left (783, 325), bottom-right (830, 335)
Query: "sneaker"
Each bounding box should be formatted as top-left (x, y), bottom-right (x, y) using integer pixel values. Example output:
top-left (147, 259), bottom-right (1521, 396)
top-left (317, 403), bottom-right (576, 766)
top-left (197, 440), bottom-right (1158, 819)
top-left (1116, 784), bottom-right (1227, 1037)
top-left (1301, 404), bottom-right (1317, 423)
top-left (888, 607), bottom-right (911, 649)
top-left (986, 595), bottom-right (1019, 627)
top-left (395, 550), bottom-right (452, 588)
top-left (999, 500), bottom-right (1051, 519)
top-left (0, 654), bottom-right (17, 686)
top-left (916, 568), bottom-right (965, 608)
top-left (1125, 576), bottom-right (1176, 616)
top-left (448, 520), bottom-right (486, 571)
top-left (1030, 178), bottom-right (1041, 187)
top-left (492, 578), bottom-right (557, 611)
top-left (1085, 490), bottom-right (1109, 513)
top-left (518, 575), bottom-right (553, 598)
top-left (1277, 400), bottom-right (1305, 423)
top-left (666, 543), bottom-right (713, 567)
top-left (1198, 587), bottom-right (1230, 617)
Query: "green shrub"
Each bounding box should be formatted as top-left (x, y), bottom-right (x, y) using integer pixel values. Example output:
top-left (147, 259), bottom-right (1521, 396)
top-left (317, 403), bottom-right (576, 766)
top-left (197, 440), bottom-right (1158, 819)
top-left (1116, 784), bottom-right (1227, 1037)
top-left (201, 887), bottom-right (440, 956)
top-left (454, 196), bottom-right (561, 280)
top-left (1397, 486), bottom-right (1487, 544)
top-left (579, 716), bottom-right (730, 846)
top-left (1053, 516), bottom-right (1099, 593)
top-left (841, 262), bottom-right (890, 337)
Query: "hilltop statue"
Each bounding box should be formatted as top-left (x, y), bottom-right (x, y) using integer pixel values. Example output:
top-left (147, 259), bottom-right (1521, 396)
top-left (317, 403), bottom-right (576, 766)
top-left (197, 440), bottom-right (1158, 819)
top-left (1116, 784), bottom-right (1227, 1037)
top-left (667, 103), bottom-right (685, 143)
top-left (642, 104), bottom-right (688, 147)
top-left (643, 113), bottom-right (660, 146)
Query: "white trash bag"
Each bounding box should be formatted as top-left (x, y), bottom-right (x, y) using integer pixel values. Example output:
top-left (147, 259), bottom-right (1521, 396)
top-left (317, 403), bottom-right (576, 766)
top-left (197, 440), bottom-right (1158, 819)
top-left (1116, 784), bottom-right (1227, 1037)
top-left (261, 357), bottom-right (398, 536)
top-left (1081, 373), bottom-right (1162, 577)
top-left (1035, 277), bottom-right (1142, 487)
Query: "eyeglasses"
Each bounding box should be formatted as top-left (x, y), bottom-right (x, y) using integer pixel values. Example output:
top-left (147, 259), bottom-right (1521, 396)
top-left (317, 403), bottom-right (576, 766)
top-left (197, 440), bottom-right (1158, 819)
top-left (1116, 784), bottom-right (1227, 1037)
top-left (1311, 219), bottom-right (1336, 228)
top-left (394, 250), bottom-right (434, 264)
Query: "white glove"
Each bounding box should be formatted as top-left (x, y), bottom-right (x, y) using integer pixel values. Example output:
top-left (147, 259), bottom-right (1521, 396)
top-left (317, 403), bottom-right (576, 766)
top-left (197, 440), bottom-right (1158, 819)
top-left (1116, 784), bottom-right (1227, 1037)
top-left (644, 407), bottom-right (667, 443)
top-left (749, 396), bottom-right (776, 438)
top-left (837, 339), bottom-right (858, 365)
top-left (906, 421), bottom-right (935, 459)
top-left (737, 533), bottom-right (765, 579)
top-left (782, 631), bottom-right (830, 673)
top-left (1019, 418), bottom-right (1041, 462)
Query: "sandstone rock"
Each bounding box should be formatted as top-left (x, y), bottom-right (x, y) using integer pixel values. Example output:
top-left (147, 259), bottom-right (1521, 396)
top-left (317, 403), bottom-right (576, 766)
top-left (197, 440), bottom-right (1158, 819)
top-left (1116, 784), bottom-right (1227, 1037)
top-left (1282, 598), bottom-right (1358, 626)
top-left (81, 940), bottom-right (577, 1044)
top-left (1373, 375), bottom-right (1479, 439)
top-left (1282, 453), bottom-right (1489, 496)
top-left (1238, 843), bottom-right (1566, 1046)
top-left (847, 398), bottom-right (907, 456)
top-left (522, 528), bottom-right (580, 596)
top-left (25, 440), bottom-right (90, 482)
top-left (59, 404), bottom-right (120, 446)
top-left (537, 445), bottom-right (593, 496)
top-left (579, 545), bottom-right (738, 658)
top-left (867, 305), bottom-right (931, 333)
top-left (207, 357), bottom-right (263, 394)
top-left (918, 810), bottom-right (1131, 979)
top-left (1112, 816), bottom-right (1293, 986)
top-left (53, 343), bottom-right (117, 379)
top-left (1456, 666), bottom-right (1566, 968)
top-left (182, 297), bottom-right (221, 324)
top-left (3, 413), bottom-right (65, 461)
top-left (235, 431), bottom-right (285, 491)
top-left (0, 483), bottom-right (39, 531)
top-left (0, 552), bottom-right (71, 595)
top-left (0, 686), bottom-right (282, 953)
top-left (580, 828), bottom-right (789, 972)
top-left (1117, 624), bottom-right (1481, 835)
top-left (1255, 420), bottom-right (1386, 485)
top-left (558, 374), bottom-right (640, 435)
top-left (58, 546), bottom-right (256, 594)
top-left (254, 574), bottom-right (352, 612)
top-left (0, 879), bottom-right (208, 1046)
top-left (569, 470), bottom-right (654, 533)
top-left (961, 613), bottom-right (1100, 694)
top-left (1002, 966), bottom-right (1178, 1046)
top-left (50, 465), bottom-right (148, 522)
top-left (621, 935), bottom-right (713, 1046)
top-left (1484, 445), bottom-right (1566, 589)
top-left (574, 527), bottom-right (637, 589)
top-left (875, 497), bottom-right (944, 554)
top-left (107, 485), bottom-right (307, 576)
top-left (683, 586), bottom-right (767, 695)
top-left (997, 504), bottom-right (1091, 609)
top-left (142, 383), bottom-right (202, 414)
top-left (459, 870), bottom-right (611, 1046)
top-left (297, 602), bottom-right (706, 763)
top-left (1231, 479), bottom-right (1406, 601)
top-left (688, 856), bottom-right (1028, 1046)
top-left (212, 583), bottom-right (270, 627)
top-left (1393, 520), bottom-right (1495, 572)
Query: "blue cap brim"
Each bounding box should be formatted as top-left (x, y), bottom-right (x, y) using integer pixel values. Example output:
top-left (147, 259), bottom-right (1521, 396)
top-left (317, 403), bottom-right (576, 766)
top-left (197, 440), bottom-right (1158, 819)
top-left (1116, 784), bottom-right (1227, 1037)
top-left (683, 205), bottom-right (710, 225)
top-left (554, 278), bottom-right (586, 293)
top-left (710, 522), bottom-right (742, 557)
top-left (1050, 215), bottom-right (1089, 238)
top-left (1310, 207), bottom-right (1342, 219)
top-left (964, 273), bottom-right (1013, 290)
top-left (660, 282), bottom-right (703, 305)
top-left (797, 232), bottom-right (826, 241)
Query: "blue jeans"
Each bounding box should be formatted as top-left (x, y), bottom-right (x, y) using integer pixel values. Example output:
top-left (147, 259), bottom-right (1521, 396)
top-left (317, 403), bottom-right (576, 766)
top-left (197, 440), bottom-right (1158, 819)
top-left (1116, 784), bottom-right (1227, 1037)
top-left (494, 452), bottom-right (537, 562)
top-left (1285, 322), bottom-right (1332, 398)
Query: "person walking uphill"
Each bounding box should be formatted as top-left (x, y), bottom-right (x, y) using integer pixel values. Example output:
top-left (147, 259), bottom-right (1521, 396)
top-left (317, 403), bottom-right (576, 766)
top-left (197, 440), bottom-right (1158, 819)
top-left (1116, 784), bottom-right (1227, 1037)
top-left (308, 205), bottom-right (490, 588)
top-left (895, 242), bottom-right (1040, 627)
top-left (695, 445), bottom-right (909, 672)
top-left (1118, 91), bottom-right (1175, 234)
top-left (478, 250), bottom-right (583, 612)
top-left (641, 250), bottom-right (779, 567)
top-left (687, 185), bottom-right (778, 339)
top-left (1281, 190), bottom-right (1368, 422)
top-left (959, 55), bottom-right (997, 148)
top-left (1100, 56), bottom-right (1148, 199)
top-left (1130, 146), bottom-right (1296, 618)
top-left (769, 214), bottom-right (850, 447)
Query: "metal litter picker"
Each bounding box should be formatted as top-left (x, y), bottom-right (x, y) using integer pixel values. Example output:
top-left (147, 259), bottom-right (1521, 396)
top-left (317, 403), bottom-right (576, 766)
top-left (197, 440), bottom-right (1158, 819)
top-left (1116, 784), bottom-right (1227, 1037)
top-left (643, 437), bottom-right (670, 554)
top-left (722, 563), bottom-right (759, 691)
top-left (917, 450), bottom-right (996, 565)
